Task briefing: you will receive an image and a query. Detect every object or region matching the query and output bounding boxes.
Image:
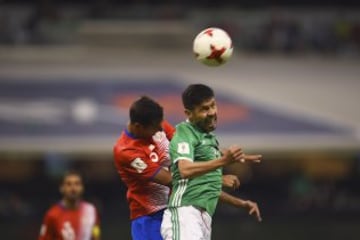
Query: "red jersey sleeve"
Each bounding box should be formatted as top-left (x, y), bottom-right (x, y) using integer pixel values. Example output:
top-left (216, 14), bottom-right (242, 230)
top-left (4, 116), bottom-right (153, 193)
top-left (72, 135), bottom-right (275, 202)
top-left (115, 148), bottom-right (162, 181)
top-left (38, 210), bottom-right (55, 240)
top-left (161, 120), bottom-right (175, 140)
top-left (152, 120), bottom-right (174, 167)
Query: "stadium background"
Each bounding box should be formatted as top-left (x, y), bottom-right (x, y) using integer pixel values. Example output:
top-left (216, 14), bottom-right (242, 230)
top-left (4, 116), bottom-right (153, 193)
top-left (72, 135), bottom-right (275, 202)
top-left (0, 1), bottom-right (360, 239)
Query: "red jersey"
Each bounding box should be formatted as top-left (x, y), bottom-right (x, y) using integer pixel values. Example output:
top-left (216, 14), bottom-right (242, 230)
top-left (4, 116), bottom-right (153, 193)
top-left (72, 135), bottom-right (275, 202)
top-left (113, 121), bottom-right (175, 220)
top-left (39, 201), bottom-right (100, 240)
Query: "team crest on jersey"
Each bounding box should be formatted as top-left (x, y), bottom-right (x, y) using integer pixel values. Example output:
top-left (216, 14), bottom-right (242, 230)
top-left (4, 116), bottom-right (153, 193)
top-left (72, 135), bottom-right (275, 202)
top-left (130, 158), bottom-right (148, 173)
top-left (177, 142), bottom-right (190, 154)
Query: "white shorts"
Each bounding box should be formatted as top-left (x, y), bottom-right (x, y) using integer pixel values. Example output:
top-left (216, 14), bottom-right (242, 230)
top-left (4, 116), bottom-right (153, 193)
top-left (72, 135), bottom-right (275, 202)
top-left (161, 206), bottom-right (212, 240)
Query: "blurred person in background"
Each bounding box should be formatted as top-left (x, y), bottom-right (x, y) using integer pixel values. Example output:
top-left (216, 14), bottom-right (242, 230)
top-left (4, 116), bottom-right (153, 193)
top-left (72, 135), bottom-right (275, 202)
top-left (161, 84), bottom-right (262, 240)
top-left (38, 170), bottom-right (100, 240)
top-left (113, 96), bottom-right (243, 240)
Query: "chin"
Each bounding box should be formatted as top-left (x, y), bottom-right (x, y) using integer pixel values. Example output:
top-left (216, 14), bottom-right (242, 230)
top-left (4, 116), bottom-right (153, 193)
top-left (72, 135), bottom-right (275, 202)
top-left (68, 196), bottom-right (81, 201)
top-left (208, 127), bottom-right (216, 132)
top-left (204, 125), bottom-right (215, 132)
top-left (209, 123), bottom-right (217, 131)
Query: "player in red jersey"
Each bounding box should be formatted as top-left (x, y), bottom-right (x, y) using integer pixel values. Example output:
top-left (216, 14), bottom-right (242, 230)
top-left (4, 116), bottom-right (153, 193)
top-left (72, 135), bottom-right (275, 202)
top-left (39, 171), bottom-right (100, 240)
top-left (113, 96), bottom-right (174, 240)
top-left (113, 96), bottom-right (242, 240)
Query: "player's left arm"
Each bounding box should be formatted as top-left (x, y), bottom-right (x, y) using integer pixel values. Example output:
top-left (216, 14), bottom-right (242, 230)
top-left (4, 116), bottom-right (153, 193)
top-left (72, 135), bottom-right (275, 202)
top-left (152, 167), bottom-right (172, 186)
top-left (219, 191), bottom-right (262, 222)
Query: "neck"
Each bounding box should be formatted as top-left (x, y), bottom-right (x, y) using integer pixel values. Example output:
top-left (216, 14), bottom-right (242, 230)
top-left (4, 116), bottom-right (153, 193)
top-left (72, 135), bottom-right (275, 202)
top-left (188, 120), bottom-right (208, 133)
top-left (127, 123), bottom-right (139, 138)
top-left (62, 198), bottom-right (80, 209)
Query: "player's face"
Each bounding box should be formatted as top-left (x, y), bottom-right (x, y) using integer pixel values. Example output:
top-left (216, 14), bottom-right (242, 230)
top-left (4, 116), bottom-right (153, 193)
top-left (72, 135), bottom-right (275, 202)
top-left (60, 175), bottom-right (84, 202)
top-left (187, 97), bottom-right (217, 132)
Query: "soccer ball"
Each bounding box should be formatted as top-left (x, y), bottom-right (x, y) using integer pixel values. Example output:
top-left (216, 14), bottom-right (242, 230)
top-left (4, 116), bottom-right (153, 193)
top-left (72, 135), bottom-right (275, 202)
top-left (193, 27), bottom-right (233, 67)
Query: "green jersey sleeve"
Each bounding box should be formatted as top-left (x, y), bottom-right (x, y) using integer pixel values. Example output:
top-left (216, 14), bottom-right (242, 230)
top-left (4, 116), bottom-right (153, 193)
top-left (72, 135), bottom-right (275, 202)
top-left (170, 122), bottom-right (199, 163)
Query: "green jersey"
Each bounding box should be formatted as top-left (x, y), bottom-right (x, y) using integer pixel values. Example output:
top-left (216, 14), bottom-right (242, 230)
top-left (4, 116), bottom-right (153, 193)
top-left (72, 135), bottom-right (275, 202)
top-left (168, 121), bottom-right (222, 216)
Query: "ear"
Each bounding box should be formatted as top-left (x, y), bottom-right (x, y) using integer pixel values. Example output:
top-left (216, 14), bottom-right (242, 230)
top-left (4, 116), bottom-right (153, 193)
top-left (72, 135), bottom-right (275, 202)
top-left (59, 185), bottom-right (64, 194)
top-left (184, 109), bottom-right (192, 119)
top-left (134, 122), bottom-right (145, 131)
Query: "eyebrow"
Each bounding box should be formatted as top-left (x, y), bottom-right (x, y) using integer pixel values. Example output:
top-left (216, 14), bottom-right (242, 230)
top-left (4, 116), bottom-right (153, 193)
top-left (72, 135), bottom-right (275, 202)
top-left (201, 101), bottom-right (215, 108)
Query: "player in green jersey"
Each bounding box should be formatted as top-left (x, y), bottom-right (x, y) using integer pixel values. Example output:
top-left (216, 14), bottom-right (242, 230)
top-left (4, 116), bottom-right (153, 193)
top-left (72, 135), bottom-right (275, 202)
top-left (161, 84), bottom-right (262, 240)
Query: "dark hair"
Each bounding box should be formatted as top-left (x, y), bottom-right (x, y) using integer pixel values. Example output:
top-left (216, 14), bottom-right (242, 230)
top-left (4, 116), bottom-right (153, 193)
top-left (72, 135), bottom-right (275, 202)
top-left (130, 96), bottom-right (163, 126)
top-left (182, 84), bottom-right (215, 110)
top-left (61, 170), bottom-right (83, 184)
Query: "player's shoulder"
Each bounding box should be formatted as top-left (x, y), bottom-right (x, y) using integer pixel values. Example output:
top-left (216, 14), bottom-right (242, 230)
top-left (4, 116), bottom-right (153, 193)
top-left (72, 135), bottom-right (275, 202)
top-left (114, 143), bottom-right (146, 157)
top-left (175, 121), bottom-right (191, 131)
top-left (80, 201), bottom-right (100, 222)
top-left (114, 132), bottom-right (143, 156)
top-left (45, 202), bottom-right (63, 218)
top-left (113, 131), bottom-right (130, 151)
top-left (114, 143), bottom-right (148, 167)
top-left (80, 200), bottom-right (96, 208)
top-left (174, 121), bottom-right (199, 137)
top-left (80, 201), bottom-right (98, 213)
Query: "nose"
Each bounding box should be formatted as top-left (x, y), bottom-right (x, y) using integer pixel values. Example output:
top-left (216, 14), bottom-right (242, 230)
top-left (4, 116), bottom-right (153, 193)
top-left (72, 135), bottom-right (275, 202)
top-left (207, 107), bottom-right (216, 116)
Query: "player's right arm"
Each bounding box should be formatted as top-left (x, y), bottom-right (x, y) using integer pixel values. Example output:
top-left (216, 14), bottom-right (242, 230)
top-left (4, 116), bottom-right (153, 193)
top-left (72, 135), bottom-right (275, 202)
top-left (176, 145), bottom-right (262, 179)
top-left (38, 211), bottom-right (55, 240)
top-left (171, 125), bottom-right (244, 179)
top-left (177, 146), bottom-right (243, 179)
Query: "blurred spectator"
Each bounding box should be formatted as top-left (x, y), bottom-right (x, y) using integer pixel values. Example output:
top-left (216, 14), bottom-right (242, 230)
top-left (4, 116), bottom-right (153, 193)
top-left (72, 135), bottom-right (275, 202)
top-left (1, 3), bottom-right (359, 56)
top-left (26, 2), bottom-right (62, 44)
top-left (38, 170), bottom-right (101, 240)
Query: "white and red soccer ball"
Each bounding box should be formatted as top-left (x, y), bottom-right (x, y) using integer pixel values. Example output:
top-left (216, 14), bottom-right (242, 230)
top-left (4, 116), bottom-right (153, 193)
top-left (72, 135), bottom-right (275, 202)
top-left (193, 27), bottom-right (233, 67)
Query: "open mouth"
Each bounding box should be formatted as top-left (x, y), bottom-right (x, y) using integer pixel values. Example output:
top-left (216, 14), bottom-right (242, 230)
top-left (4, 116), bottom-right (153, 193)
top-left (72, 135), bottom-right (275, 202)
top-left (206, 118), bottom-right (217, 129)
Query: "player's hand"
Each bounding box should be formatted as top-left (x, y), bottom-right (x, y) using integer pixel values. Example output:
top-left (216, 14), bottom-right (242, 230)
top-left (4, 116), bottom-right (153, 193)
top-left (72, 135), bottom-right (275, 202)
top-left (244, 200), bottom-right (262, 222)
top-left (222, 146), bottom-right (244, 165)
top-left (222, 175), bottom-right (240, 190)
top-left (240, 154), bottom-right (262, 163)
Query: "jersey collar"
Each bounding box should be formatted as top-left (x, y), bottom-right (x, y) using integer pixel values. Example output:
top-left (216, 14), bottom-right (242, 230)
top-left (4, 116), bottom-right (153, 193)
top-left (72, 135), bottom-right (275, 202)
top-left (125, 128), bottom-right (137, 139)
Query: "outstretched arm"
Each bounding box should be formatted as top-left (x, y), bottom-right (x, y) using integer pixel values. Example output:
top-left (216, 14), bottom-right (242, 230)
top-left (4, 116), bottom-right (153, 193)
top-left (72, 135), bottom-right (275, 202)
top-left (219, 191), bottom-right (262, 222)
top-left (220, 149), bottom-right (262, 164)
top-left (177, 146), bottom-right (245, 179)
top-left (240, 153), bottom-right (262, 163)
